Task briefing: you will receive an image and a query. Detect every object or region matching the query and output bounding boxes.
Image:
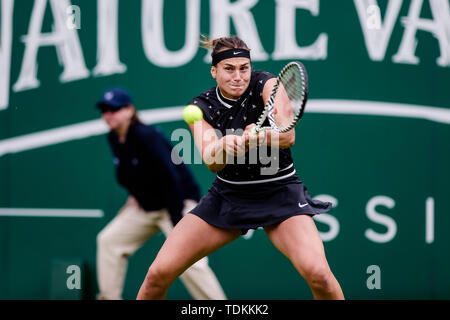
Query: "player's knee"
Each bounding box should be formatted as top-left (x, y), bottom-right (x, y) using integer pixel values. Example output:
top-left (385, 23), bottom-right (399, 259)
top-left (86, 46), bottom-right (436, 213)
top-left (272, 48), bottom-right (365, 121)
top-left (144, 264), bottom-right (175, 290)
top-left (303, 266), bottom-right (333, 293)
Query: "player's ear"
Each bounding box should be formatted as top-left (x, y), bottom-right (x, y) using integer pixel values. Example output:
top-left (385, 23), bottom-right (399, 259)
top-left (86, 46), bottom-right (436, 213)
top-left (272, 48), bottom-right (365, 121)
top-left (210, 66), bottom-right (217, 79)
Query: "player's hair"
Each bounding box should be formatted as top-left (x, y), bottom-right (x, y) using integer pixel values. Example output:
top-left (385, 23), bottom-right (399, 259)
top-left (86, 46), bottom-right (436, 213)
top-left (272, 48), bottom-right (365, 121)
top-left (200, 35), bottom-right (250, 55)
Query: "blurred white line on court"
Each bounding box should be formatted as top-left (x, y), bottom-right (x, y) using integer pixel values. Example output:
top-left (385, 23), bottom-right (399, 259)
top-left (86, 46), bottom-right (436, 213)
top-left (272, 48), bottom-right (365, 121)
top-left (0, 208), bottom-right (104, 218)
top-left (0, 107), bottom-right (184, 157)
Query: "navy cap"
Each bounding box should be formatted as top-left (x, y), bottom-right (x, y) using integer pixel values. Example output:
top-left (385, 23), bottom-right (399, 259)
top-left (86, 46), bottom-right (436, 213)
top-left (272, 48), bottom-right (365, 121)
top-left (96, 87), bottom-right (133, 110)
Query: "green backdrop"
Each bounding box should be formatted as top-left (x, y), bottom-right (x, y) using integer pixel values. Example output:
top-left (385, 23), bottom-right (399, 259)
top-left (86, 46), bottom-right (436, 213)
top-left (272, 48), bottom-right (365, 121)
top-left (1, 0), bottom-right (449, 299)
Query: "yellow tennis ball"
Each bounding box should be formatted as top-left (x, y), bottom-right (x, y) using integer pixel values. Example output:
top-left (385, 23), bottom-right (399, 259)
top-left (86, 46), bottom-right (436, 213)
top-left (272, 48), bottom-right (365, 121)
top-left (183, 104), bottom-right (203, 124)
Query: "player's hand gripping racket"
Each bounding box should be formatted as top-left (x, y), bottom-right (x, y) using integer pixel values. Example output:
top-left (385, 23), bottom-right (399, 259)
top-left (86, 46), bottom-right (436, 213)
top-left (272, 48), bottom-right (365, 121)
top-left (252, 61), bottom-right (308, 134)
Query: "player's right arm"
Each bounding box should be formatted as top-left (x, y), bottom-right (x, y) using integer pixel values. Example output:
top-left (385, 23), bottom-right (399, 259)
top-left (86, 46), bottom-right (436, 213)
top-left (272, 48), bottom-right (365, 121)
top-left (243, 78), bottom-right (295, 149)
top-left (189, 119), bottom-right (246, 172)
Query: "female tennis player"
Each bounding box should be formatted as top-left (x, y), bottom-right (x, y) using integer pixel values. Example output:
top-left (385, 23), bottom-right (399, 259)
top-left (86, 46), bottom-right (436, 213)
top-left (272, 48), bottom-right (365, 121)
top-left (137, 36), bottom-right (344, 300)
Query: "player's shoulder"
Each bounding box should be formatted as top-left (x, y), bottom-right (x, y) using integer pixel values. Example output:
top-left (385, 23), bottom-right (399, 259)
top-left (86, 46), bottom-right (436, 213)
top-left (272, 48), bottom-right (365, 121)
top-left (251, 69), bottom-right (276, 82)
top-left (191, 86), bottom-right (217, 103)
top-left (188, 86), bottom-right (219, 112)
top-left (249, 70), bottom-right (276, 96)
top-left (250, 70), bottom-right (276, 91)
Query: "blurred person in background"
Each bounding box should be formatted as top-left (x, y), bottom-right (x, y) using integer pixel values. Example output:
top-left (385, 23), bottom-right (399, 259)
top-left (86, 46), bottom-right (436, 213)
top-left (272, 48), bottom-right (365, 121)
top-left (95, 87), bottom-right (227, 300)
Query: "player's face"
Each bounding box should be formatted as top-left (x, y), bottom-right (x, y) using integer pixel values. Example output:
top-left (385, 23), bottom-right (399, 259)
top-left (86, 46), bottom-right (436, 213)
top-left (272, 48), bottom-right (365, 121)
top-left (102, 106), bottom-right (134, 130)
top-left (212, 57), bottom-right (251, 99)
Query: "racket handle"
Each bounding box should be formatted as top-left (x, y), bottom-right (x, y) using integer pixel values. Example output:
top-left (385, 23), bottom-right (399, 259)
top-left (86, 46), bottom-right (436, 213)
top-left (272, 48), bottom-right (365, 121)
top-left (252, 126), bottom-right (271, 134)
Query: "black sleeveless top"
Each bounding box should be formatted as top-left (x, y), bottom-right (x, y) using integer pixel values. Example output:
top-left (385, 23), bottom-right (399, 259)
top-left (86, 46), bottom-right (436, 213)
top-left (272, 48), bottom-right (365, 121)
top-left (189, 70), bottom-right (296, 185)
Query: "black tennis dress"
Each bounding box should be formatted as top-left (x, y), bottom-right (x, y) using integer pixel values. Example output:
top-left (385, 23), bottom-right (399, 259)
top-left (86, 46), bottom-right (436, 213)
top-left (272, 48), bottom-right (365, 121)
top-left (189, 70), bottom-right (331, 234)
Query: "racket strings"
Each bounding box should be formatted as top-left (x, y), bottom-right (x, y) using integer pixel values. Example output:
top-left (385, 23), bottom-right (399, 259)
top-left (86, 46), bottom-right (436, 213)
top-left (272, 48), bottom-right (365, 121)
top-left (254, 61), bottom-right (308, 133)
top-left (273, 64), bottom-right (307, 132)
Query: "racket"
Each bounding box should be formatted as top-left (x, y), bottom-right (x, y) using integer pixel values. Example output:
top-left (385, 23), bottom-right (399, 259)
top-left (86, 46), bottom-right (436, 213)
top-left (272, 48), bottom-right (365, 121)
top-left (252, 61), bottom-right (308, 133)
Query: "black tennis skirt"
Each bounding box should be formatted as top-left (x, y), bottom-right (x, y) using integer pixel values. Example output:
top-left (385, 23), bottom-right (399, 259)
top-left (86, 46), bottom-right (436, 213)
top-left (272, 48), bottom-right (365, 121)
top-left (189, 173), bottom-right (332, 234)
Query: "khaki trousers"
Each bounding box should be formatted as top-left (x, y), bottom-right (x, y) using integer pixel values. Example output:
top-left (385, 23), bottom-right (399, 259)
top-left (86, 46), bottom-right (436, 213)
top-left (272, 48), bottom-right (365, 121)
top-left (96, 199), bottom-right (227, 300)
